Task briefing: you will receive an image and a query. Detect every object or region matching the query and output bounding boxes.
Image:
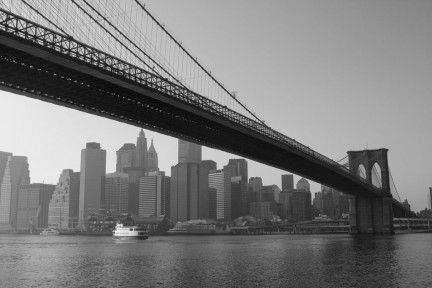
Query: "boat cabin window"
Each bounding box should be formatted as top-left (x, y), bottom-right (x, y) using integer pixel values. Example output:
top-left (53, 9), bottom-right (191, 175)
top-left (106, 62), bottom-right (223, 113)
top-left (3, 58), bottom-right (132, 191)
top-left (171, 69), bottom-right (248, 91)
top-left (130, 228), bottom-right (133, 231)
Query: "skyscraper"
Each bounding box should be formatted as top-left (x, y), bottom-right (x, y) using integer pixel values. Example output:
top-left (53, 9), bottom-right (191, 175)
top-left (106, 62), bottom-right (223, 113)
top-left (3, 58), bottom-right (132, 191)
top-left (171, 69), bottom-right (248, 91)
top-left (17, 183), bottom-right (55, 229)
top-left (116, 143), bottom-right (136, 172)
top-left (170, 140), bottom-right (209, 222)
top-left (170, 162), bottom-right (199, 222)
top-left (0, 151), bottom-right (12, 190)
top-left (105, 172), bottom-right (129, 215)
top-left (281, 174), bottom-right (294, 191)
top-left (178, 140), bottom-right (201, 164)
top-left (48, 169), bottom-right (80, 230)
top-left (0, 155), bottom-right (30, 228)
top-left (78, 142), bottom-right (106, 229)
top-left (208, 166), bottom-right (232, 221)
top-left (280, 189), bottom-right (312, 221)
top-left (227, 159), bottom-right (248, 216)
top-left (147, 139), bottom-right (159, 172)
top-left (135, 129), bottom-right (148, 170)
top-left (139, 171), bottom-right (170, 217)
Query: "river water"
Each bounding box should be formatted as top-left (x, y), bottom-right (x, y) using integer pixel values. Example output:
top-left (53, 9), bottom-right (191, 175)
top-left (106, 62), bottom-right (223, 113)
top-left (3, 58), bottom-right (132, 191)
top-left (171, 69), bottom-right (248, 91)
top-left (0, 233), bottom-right (431, 287)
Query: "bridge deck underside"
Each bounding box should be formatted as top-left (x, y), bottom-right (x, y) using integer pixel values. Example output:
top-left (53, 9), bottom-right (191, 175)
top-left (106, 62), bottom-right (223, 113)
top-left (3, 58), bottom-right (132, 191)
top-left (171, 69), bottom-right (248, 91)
top-left (0, 37), bottom-right (382, 199)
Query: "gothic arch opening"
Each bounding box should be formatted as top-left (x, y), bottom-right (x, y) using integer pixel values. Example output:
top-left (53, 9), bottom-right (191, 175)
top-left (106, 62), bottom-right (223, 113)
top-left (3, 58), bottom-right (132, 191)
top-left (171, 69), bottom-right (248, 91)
top-left (357, 164), bottom-right (366, 179)
top-left (371, 162), bottom-right (382, 188)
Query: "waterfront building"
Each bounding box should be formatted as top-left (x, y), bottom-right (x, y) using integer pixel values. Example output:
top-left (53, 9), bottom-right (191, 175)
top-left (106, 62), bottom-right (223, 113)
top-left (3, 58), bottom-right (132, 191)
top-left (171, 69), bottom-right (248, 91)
top-left (48, 169), bottom-right (80, 230)
top-left (105, 172), bottom-right (129, 215)
top-left (138, 171), bottom-right (170, 217)
top-left (17, 183), bottom-right (55, 229)
top-left (78, 142), bottom-right (106, 229)
top-left (116, 143), bottom-right (136, 173)
top-left (147, 139), bottom-right (159, 172)
top-left (280, 189), bottom-right (312, 221)
top-left (249, 202), bottom-right (278, 220)
top-left (208, 166), bottom-right (232, 221)
top-left (135, 129), bottom-right (148, 170)
top-left (281, 174), bottom-right (294, 191)
top-left (321, 185), bottom-right (345, 219)
top-left (227, 159), bottom-right (248, 215)
top-left (0, 155), bottom-right (30, 228)
top-left (178, 139), bottom-right (201, 164)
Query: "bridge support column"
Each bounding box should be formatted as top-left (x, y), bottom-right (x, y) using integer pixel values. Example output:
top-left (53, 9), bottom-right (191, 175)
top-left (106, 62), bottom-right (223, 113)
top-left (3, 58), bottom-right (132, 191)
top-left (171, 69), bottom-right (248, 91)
top-left (349, 196), bottom-right (393, 234)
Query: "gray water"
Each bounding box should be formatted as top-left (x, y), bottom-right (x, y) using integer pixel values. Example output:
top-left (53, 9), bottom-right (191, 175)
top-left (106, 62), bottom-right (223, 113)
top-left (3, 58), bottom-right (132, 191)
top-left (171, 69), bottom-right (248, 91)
top-left (0, 233), bottom-right (431, 288)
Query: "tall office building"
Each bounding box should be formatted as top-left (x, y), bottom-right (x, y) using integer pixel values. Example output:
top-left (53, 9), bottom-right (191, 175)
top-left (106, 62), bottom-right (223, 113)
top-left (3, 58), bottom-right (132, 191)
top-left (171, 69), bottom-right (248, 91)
top-left (124, 167), bottom-right (146, 216)
top-left (248, 177), bottom-right (263, 204)
top-left (105, 172), bottom-right (129, 215)
top-left (139, 171), bottom-right (170, 217)
top-left (231, 176), bottom-right (243, 219)
top-left (296, 178), bottom-right (310, 191)
top-left (0, 156), bottom-right (30, 228)
top-left (321, 185), bottom-right (343, 219)
top-left (17, 183), bottom-right (55, 229)
top-left (178, 140), bottom-right (201, 164)
top-left (0, 151), bottom-right (12, 190)
top-left (147, 139), bottom-right (159, 172)
top-left (48, 169), bottom-right (80, 229)
top-left (262, 185), bottom-right (280, 203)
top-left (198, 160), bottom-right (217, 219)
top-left (116, 143), bottom-right (136, 172)
top-left (279, 189), bottom-right (312, 221)
top-left (170, 162), bottom-right (199, 222)
top-left (227, 159), bottom-right (248, 216)
top-left (170, 140), bottom-right (210, 223)
top-left (281, 174), bottom-right (294, 191)
top-left (78, 142), bottom-right (106, 229)
top-left (208, 166), bottom-right (232, 221)
top-left (135, 129), bottom-right (148, 170)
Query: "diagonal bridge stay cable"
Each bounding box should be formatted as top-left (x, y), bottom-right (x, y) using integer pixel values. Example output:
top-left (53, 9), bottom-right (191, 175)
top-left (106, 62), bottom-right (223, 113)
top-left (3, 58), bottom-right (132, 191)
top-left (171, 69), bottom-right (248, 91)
top-left (134, 0), bottom-right (267, 126)
top-left (72, 0), bottom-right (187, 89)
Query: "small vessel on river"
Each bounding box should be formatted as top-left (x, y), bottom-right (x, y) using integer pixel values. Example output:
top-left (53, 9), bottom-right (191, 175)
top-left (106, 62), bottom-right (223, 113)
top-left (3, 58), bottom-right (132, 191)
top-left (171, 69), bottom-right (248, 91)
top-left (40, 228), bottom-right (60, 235)
top-left (112, 222), bottom-right (149, 239)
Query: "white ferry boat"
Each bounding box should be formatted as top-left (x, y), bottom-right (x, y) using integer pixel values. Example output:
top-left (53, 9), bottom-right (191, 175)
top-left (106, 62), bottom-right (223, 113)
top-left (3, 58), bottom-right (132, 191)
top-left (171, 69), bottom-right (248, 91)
top-left (112, 223), bottom-right (149, 240)
top-left (40, 228), bottom-right (60, 235)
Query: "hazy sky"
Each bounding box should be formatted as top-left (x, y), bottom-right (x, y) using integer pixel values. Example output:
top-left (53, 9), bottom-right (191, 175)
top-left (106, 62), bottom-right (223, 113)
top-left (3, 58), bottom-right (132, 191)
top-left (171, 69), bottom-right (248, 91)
top-left (1, 0), bottom-right (431, 211)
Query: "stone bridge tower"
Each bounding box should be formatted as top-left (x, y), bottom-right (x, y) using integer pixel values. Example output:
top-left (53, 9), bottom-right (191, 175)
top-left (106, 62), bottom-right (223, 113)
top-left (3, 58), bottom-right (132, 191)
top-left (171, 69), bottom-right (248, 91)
top-left (347, 148), bottom-right (394, 234)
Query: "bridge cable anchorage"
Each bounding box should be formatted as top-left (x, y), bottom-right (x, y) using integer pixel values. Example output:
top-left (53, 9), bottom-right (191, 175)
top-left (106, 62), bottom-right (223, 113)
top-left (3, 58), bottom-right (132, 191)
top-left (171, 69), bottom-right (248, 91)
top-left (389, 170), bottom-right (402, 202)
top-left (72, 0), bottom-right (187, 89)
top-left (133, 0), bottom-right (266, 126)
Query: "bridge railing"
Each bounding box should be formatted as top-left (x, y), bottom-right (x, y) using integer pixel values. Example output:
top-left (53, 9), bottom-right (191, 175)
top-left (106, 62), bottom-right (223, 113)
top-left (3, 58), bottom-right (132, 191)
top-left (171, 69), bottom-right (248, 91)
top-left (1, 8), bottom-right (371, 186)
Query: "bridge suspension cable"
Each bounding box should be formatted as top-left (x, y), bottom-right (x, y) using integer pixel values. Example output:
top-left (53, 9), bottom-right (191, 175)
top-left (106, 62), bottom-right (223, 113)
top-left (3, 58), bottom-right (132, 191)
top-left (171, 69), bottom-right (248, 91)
top-left (1, 0), bottom-right (265, 124)
top-left (389, 170), bottom-right (402, 202)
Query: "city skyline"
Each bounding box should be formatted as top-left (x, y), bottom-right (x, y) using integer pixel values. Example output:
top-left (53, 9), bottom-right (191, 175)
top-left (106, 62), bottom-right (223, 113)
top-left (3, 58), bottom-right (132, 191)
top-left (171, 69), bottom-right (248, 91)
top-left (1, 0), bottom-right (431, 212)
